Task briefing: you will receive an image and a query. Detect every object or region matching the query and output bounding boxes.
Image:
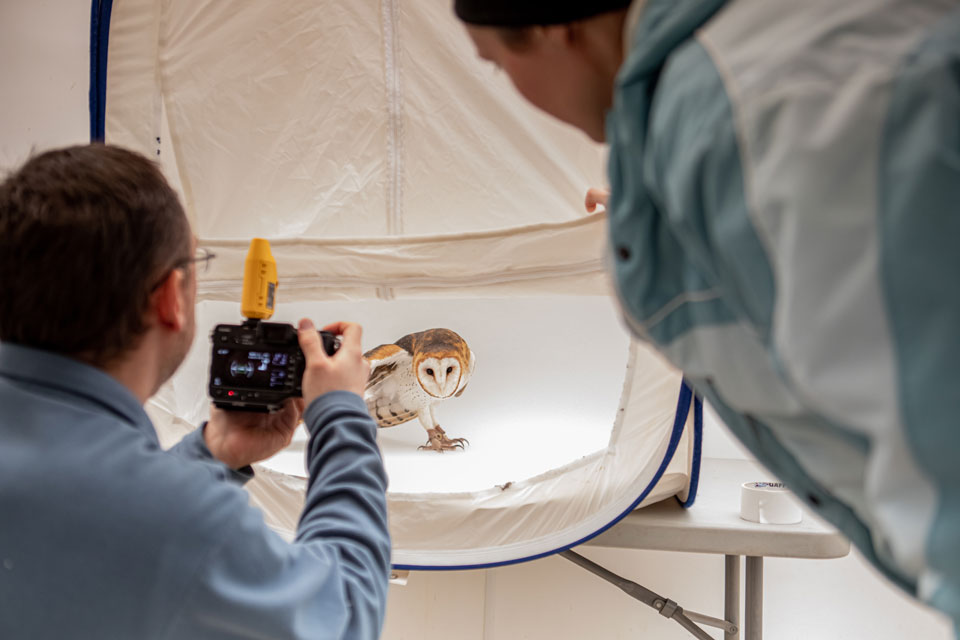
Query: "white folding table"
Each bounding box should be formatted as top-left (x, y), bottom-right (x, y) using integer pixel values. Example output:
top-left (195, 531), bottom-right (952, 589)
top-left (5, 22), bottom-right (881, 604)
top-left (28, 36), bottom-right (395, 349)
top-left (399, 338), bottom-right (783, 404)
top-left (565, 457), bottom-right (851, 639)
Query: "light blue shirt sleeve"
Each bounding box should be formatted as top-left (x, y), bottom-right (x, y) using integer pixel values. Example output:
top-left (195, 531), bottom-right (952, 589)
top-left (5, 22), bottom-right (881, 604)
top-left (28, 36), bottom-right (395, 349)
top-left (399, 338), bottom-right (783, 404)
top-left (164, 391), bottom-right (391, 640)
top-left (168, 425), bottom-right (256, 485)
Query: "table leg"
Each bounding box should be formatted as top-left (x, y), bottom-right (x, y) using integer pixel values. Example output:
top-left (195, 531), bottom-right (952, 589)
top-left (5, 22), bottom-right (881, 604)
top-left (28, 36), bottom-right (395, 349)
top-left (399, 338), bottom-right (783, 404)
top-left (745, 556), bottom-right (763, 640)
top-left (725, 555), bottom-right (740, 640)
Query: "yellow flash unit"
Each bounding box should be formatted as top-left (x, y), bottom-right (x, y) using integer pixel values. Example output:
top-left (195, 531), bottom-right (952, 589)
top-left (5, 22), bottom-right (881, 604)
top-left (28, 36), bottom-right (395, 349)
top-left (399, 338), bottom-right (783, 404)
top-left (241, 238), bottom-right (278, 320)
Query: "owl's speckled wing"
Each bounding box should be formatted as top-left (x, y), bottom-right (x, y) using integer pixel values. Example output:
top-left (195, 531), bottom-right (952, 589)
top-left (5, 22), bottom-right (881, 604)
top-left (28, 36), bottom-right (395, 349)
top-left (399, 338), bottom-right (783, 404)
top-left (363, 343), bottom-right (422, 428)
top-left (364, 343), bottom-right (406, 389)
top-left (364, 343), bottom-right (405, 363)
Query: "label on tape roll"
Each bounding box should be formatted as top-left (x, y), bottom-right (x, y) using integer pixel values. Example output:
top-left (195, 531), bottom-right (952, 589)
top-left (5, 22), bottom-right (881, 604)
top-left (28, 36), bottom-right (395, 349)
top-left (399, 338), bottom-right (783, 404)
top-left (740, 481), bottom-right (803, 525)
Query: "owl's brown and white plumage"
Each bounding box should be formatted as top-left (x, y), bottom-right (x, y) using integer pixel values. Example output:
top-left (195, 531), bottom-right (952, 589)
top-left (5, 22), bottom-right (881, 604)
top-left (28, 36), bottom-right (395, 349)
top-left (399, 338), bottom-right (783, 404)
top-left (363, 328), bottom-right (475, 452)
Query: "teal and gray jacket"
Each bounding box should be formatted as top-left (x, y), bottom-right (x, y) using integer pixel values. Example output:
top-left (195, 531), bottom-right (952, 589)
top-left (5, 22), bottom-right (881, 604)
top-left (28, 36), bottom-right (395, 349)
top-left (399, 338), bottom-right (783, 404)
top-left (607, 0), bottom-right (960, 626)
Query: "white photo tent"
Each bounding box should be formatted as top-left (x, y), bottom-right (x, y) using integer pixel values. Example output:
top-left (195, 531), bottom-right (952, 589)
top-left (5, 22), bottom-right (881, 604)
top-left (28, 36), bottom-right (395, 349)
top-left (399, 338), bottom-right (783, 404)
top-left (93, 0), bottom-right (702, 570)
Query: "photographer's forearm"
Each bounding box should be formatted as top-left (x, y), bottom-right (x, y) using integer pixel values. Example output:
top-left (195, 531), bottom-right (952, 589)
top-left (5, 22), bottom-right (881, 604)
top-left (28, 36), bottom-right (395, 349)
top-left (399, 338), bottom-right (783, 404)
top-left (298, 390), bottom-right (391, 634)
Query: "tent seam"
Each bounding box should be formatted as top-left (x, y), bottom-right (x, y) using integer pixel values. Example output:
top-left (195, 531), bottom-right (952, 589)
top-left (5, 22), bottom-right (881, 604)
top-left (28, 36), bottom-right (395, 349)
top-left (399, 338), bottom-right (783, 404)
top-left (381, 0), bottom-right (405, 239)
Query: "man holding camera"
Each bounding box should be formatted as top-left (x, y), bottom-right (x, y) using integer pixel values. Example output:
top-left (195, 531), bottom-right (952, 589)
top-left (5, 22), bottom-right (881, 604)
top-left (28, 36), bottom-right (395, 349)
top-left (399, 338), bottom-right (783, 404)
top-left (0, 144), bottom-right (390, 638)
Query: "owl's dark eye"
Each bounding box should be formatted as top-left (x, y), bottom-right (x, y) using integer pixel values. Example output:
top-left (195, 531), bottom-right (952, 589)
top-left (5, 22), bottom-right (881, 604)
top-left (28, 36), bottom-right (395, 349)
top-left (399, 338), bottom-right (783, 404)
top-left (426, 368), bottom-right (434, 376)
top-left (446, 367), bottom-right (453, 374)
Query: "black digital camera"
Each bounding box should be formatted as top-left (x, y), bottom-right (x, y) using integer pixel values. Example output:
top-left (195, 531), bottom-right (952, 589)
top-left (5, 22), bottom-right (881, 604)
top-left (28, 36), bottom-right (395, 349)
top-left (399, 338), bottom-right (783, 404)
top-left (209, 320), bottom-right (340, 412)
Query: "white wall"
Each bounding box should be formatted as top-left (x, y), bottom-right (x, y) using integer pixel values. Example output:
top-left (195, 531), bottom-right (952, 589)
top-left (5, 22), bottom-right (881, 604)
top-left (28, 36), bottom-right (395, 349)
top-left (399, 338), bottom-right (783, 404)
top-left (2, 2), bottom-right (952, 638)
top-left (0, 1), bottom-right (90, 169)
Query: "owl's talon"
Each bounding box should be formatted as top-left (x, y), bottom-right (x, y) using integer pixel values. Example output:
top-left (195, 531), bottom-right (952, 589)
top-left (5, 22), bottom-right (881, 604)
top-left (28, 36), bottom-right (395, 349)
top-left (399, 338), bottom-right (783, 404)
top-left (421, 428), bottom-right (469, 453)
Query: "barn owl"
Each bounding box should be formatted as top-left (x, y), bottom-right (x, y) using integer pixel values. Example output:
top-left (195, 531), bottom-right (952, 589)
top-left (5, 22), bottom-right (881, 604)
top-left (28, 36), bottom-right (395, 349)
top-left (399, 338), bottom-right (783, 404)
top-left (363, 328), bottom-right (475, 452)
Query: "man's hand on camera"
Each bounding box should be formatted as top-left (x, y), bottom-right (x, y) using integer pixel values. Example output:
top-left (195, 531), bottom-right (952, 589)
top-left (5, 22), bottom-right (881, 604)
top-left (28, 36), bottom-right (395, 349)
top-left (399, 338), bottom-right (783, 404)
top-left (298, 318), bottom-right (370, 405)
top-left (204, 398), bottom-right (304, 470)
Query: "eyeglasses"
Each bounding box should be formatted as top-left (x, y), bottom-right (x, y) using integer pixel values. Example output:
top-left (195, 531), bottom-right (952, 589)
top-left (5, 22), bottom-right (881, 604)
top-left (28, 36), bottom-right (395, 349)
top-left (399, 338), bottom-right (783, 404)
top-left (180, 247), bottom-right (217, 274)
top-left (150, 247), bottom-right (217, 291)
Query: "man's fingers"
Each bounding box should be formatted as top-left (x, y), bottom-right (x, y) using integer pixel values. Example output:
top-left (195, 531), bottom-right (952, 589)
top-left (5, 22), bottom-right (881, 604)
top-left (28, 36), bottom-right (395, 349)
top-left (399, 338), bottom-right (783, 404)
top-left (585, 187), bottom-right (610, 213)
top-left (298, 318), bottom-right (329, 362)
top-left (320, 321), bottom-right (361, 339)
top-left (299, 320), bottom-right (369, 401)
top-left (341, 323), bottom-right (363, 350)
top-left (320, 321), bottom-right (348, 335)
top-left (321, 321), bottom-right (363, 352)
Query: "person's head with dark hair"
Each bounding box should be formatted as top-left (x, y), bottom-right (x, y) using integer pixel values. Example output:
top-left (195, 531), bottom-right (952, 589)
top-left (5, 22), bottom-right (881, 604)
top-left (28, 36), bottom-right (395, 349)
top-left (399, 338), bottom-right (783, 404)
top-left (454, 0), bottom-right (633, 142)
top-left (0, 143), bottom-right (196, 397)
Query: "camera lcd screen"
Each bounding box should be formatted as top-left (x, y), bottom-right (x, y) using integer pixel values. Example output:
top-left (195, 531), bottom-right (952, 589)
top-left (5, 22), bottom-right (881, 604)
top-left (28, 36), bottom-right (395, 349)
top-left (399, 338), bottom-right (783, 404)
top-left (211, 348), bottom-right (292, 390)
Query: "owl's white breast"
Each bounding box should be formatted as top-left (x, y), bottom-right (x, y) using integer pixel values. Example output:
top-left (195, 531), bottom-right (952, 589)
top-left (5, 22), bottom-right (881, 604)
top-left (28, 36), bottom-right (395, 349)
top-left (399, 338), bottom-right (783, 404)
top-left (366, 359), bottom-right (439, 413)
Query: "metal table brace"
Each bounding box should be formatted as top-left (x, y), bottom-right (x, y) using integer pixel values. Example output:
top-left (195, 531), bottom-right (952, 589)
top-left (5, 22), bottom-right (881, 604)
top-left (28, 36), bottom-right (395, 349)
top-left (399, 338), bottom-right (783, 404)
top-left (561, 550), bottom-right (751, 640)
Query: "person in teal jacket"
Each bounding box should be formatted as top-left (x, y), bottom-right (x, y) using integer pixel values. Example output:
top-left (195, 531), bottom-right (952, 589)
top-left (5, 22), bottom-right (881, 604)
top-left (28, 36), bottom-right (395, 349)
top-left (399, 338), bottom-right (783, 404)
top-left (456, 0), bottom-right (960, 630)
top-left (0, 145), bottom-right (390, 639)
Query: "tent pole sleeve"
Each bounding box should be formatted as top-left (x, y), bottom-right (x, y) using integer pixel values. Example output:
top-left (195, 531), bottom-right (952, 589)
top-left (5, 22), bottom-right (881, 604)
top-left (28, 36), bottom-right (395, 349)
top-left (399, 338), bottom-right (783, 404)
top-left (88, 0), bottom-right (114, 141)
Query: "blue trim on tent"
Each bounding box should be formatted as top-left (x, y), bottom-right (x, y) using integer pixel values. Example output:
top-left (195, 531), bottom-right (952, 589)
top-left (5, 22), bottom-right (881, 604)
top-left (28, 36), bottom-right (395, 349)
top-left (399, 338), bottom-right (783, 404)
top-left (678, 394), bottom-right (703, 508)
top-left (89, 0), bottom-right (114, 142)
top-left (393, 380), bottom-right (695, 571)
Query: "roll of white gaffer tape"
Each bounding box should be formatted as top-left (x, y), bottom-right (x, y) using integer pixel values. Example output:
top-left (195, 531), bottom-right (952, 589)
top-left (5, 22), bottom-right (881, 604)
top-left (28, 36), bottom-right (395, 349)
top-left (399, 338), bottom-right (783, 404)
top-left (740, 481), bottom-right (803, 525)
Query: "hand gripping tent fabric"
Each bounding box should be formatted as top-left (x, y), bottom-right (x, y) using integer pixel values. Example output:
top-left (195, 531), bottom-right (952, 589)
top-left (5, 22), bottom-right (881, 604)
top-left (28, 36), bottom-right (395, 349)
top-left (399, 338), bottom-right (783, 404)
top-left (92, 0), bottom-right (702, 570)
